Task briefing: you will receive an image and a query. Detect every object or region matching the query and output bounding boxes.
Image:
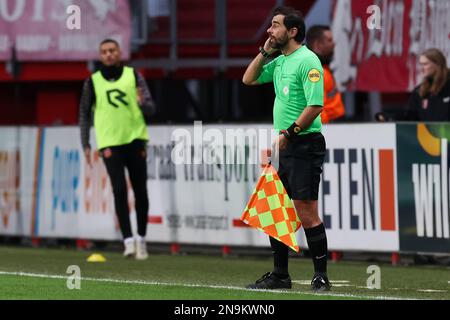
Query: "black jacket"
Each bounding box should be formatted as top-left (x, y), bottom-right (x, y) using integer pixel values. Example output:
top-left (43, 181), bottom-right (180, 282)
top-left (404, 75), bottom-right (450, 121)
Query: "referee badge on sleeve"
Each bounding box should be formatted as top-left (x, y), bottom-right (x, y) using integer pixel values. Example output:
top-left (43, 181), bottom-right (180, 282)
top-left (308, 69), bottom-right (321, 83)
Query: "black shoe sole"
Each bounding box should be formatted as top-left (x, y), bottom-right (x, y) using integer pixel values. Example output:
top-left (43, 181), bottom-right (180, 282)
top-left (246, 283), bottom-right (292, 290)
top-left (311, 285), bottom-right (331, 292)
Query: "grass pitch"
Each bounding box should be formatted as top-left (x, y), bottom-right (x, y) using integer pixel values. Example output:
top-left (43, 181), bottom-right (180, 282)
top-left (0, 246), bottom-right (448, 300)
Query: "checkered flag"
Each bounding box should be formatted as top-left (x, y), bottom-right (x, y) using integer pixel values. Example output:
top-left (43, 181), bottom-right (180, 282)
top-left (241, 164), bottom-right (301, 252)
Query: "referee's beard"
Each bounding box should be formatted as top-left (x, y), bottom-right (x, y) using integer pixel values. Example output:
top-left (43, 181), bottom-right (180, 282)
top-left (270, 34), bottom-right (289, 51)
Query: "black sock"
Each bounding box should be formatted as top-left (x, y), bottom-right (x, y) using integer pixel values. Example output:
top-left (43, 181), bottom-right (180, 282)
top-left (269, 237), bottom-right (289, 278)
top-left (304, 223), bottom-right (328, 275)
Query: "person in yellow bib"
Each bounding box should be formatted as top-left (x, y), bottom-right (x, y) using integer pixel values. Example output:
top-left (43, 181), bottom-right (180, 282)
top-left (243, 6), bottom-right (331, 292)
top-left (79, 39), bottom-right (155, 260)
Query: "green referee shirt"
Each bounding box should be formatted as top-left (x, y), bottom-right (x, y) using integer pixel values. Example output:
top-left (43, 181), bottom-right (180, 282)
top-left (257, 45), bottom-right (324, 134)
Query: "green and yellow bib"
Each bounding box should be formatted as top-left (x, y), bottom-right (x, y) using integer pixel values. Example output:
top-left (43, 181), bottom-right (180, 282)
top-left (92, 66), bottom-right (149, 149)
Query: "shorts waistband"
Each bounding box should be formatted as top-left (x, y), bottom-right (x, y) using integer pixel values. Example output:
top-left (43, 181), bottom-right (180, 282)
top-left (290, 132), bottom-right (323, 142)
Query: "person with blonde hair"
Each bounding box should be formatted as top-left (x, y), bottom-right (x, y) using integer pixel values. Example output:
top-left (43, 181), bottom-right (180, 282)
top-left (405, 48), bottom-right (450, 121)
top-left (375, 48), bottom-right (449, 122)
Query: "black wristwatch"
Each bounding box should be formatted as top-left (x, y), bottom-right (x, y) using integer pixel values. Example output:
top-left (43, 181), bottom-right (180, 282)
top-left (287, 122), bottom-right (302, 138)
top-left (259, 46), bottom-right (271, 58)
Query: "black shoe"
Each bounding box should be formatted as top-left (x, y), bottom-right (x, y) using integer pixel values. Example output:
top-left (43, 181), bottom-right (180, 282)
top-left (311, 273), bottom-right (332, 292)
top-left (246, 272), bottom-right (292, 290)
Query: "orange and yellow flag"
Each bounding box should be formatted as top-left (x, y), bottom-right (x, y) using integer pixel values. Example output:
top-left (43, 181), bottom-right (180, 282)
top-left (241, 164), bottom-right (301, 252)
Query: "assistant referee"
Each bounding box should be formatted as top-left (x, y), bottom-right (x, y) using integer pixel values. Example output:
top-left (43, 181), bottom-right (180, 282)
top-left (243, 6), bottom-right (331, 292)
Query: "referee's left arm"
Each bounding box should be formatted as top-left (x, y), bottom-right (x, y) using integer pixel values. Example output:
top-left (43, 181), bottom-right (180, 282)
top-left (294, 59), bottom-right (324, 130)
top-left (294, 105), bottom-right (323, 129)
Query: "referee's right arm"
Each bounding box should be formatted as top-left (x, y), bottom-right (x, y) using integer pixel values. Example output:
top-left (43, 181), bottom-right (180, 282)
top-left (243, 54), bottom-right (269, 85)
top-left (243, 39), bottom-right (277, 85)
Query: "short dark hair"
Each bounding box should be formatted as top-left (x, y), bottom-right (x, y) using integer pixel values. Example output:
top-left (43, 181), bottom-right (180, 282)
top-left (100, 38), bottom-right (120, 48)
top-left (272, 6), bottom-right (306, 43)
top-left (306, 25), bottom-right (330, 48)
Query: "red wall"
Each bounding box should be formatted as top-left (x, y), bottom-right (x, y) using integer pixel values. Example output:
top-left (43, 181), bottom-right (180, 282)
top-left (36, 91), bottom-right (79, 125)
top-left (1, 82), bottom-right (83, 125)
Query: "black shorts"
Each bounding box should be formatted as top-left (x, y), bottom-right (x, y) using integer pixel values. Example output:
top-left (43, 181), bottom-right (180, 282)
top-left (278, 132), bottom-right (326, 200)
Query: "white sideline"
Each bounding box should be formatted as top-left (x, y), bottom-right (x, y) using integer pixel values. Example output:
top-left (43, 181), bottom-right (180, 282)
top-left (0, 270), bottom-right (415, 300)
top-left (293, 280), bottom-right (350, 285)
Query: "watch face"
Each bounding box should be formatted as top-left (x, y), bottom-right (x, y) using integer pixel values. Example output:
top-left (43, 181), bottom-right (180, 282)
top-left (294, 126), bottom-right (301, 134)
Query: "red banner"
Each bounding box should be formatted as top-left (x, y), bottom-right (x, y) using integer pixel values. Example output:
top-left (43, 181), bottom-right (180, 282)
top-left (0, 0), bottom-right (131, 61)
top-left (331, 0), bottom-right (450, 92)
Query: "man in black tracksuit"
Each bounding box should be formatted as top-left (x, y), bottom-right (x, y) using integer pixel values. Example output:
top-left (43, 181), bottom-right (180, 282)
top-left (79, 39), bottom-right (156, 260)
